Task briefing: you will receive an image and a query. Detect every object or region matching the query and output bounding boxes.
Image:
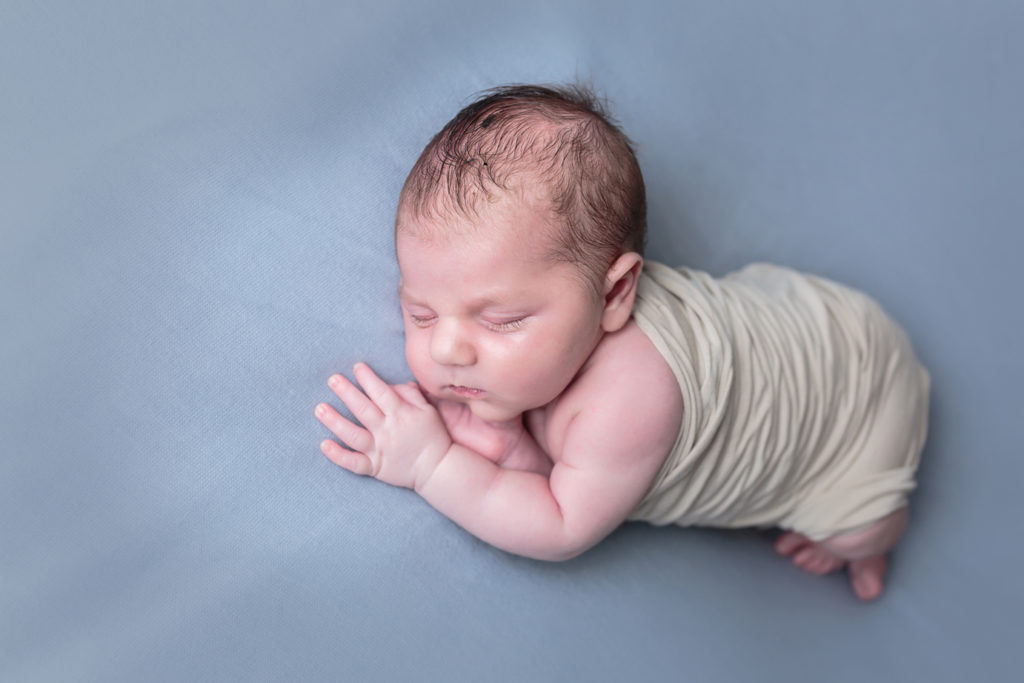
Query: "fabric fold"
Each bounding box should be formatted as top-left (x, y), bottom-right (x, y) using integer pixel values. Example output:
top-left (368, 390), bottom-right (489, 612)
top-left (628, 262), bottom-right (930, 541)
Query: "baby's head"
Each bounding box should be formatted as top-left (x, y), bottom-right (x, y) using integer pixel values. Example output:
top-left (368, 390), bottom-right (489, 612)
top-left (394, 84), bottom-right (648, 420)
top-left (396, 83), bottom-right (646, 296)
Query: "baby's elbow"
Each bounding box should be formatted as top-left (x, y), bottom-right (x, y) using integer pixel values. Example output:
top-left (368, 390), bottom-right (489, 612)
top-left (536, 546), bottom-right (585, 563)
top-left (534, 511), bottom-right (622, 562)
top-left (530, 533), bottom-right (597, 563)
top-left (517, 504), bottom-right (615, 562)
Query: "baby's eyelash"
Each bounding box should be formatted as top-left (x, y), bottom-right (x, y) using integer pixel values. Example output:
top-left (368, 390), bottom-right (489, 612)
top-left (487, 318), bottom-right (527, 332)
top-left (406, 311), bottom-right (525, 331)
top-left (408, 313), bottom-right (436, 327)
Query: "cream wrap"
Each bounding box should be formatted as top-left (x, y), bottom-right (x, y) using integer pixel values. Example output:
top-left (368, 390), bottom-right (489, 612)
top-left (627, 262), bottom-right (930, 541)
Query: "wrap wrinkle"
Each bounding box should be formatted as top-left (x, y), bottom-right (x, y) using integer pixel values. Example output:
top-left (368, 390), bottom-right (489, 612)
top-left (628, 262), bottom-right (930, 541)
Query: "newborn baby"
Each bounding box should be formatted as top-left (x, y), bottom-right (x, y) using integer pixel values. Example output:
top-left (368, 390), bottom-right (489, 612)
top-left (314, 84), bottom-right (929, 601)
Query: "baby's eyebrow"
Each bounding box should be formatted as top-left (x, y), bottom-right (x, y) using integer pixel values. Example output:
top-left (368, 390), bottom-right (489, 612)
top-left (396, 284), bottom-right (428, 306)
top-left (397, 284), bottom-right (521, 310)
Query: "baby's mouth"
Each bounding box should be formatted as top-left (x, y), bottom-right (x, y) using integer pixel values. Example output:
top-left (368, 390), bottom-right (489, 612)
top-left (446, 385), bottom-right (485, 398)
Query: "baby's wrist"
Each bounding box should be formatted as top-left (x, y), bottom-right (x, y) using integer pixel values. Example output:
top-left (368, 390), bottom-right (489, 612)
top-left (412, 436), bottom-right (454, 493)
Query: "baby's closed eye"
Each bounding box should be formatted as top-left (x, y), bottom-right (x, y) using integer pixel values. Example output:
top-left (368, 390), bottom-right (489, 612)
top-left (483, 316), bottom-right (528, 332)
top-left (408, 312), bottom-right (437, 327)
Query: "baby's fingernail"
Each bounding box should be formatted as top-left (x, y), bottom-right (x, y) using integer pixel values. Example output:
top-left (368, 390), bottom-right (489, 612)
top-left (329, 375), bottom-right (341, 387)
top-left (315, 404), bottom-right (327, 416)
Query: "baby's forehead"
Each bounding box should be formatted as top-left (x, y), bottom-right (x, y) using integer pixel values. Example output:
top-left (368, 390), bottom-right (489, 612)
top-left (396, 184), bottom-right (559, 244)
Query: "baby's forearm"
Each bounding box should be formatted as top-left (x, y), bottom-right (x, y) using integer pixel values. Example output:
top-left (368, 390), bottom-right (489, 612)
top-left (415, 444), bottom-right (583, 561)
top-left (497, 423), bottom-right (553, 475)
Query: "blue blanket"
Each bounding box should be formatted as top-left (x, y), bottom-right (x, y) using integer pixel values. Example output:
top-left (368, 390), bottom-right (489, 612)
top-left (3, 1), bottom-right (1021, 680)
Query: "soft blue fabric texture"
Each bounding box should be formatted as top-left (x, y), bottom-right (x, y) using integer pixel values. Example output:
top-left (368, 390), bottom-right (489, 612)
top-left (3, 1), bottom-right (1022, 680)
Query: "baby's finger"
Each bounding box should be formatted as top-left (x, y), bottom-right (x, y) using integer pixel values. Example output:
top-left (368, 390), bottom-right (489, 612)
top-left (328, 373), bottom-right (383, 428)
top-left (315, 403), bottom-right (374, 453)
top-left (320, 440), bottom-right (376, 477)
top-left (352, 363), bottom-right (400, 413)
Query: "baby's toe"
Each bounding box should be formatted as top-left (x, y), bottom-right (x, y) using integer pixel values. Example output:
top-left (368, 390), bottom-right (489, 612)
top-left (848, 556), bottom-right (888, 601)
top-left (813, 554), bottom-right (846, 575)
top-left (807, 555), bottom-right (832, 575)
top-left (774, 531), bottom-right (810, 556)
top-left (791, 544), bottom-right (846, 575)
top-left (793, 547), bottom-right (820, 571)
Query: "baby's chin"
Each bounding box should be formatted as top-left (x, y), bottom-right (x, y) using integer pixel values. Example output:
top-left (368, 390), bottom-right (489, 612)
top-left (415, 379), bottom-right (531, 423)
top-left (465, 399), bottom-right (527, 424)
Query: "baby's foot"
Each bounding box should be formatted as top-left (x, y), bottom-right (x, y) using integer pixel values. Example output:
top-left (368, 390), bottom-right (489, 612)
top-left (775, 531), bottom-right (890, 600)
top-left (774, 532), bottom-right (846, 575)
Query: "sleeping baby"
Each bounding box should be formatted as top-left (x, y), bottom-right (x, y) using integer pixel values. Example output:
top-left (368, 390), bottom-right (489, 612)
top-left (314, 84), bottom-right (930, 601)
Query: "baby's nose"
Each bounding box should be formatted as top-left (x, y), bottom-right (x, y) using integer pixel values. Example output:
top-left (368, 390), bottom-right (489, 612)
top-left (429, 320), bottom-right (477, 366)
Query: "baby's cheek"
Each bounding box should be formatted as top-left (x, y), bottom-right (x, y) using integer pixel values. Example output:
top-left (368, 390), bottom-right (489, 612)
top-left (527, 358), bottom-right (583, 402)
top-left (501, 366), bottom-right (557, 404)
top-left (404, 341), bottom-right (430, 382)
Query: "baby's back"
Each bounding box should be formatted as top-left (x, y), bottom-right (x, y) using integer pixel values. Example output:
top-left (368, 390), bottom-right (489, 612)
top-left (627, 262), bottom-right (930, 541)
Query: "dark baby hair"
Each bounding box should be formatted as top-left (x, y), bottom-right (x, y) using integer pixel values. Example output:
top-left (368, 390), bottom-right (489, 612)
top-left (397, 83), bottom-right (647, 293)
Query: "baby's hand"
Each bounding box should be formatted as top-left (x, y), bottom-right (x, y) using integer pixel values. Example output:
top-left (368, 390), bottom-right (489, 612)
top-left (315, 363), bottom-right (453, 490)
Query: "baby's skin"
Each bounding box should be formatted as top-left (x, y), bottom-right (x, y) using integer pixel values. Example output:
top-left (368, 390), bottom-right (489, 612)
top-left (315, 191), bottom-right (907, 601)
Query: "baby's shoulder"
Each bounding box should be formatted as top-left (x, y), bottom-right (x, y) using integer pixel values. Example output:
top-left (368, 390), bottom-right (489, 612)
top-left (546, 320), bottom-right (682, 467)
top-left (585, 319), bottom-right (679, 394)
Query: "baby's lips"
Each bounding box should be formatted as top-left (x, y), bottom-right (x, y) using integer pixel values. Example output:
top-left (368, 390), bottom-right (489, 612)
top-left (448, 385), bottom-right (485, 398)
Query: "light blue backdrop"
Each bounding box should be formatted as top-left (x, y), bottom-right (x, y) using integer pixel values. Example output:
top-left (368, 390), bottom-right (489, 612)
top-left (3, 1), bottom-right (1021, 680)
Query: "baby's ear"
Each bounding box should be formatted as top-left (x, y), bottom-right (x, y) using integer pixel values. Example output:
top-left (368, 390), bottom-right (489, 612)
top-left (601, 252), bottom-right (643, 333)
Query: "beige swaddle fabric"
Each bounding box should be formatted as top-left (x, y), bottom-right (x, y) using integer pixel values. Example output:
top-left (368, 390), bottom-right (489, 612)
top-left (627, 262), bottom-right (930, 541)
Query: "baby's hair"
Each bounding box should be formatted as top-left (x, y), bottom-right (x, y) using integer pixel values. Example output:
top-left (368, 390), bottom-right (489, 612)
top-left (397, 83), bottom-right (647, 293)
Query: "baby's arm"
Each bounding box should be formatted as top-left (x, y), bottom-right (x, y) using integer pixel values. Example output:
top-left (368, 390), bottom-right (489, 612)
top-left (316, 363), bottom-right (670, 562)
top-left (429, 398), bottom-right (552, 476)
top-left (413, 421), bottom-right (652, 561)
